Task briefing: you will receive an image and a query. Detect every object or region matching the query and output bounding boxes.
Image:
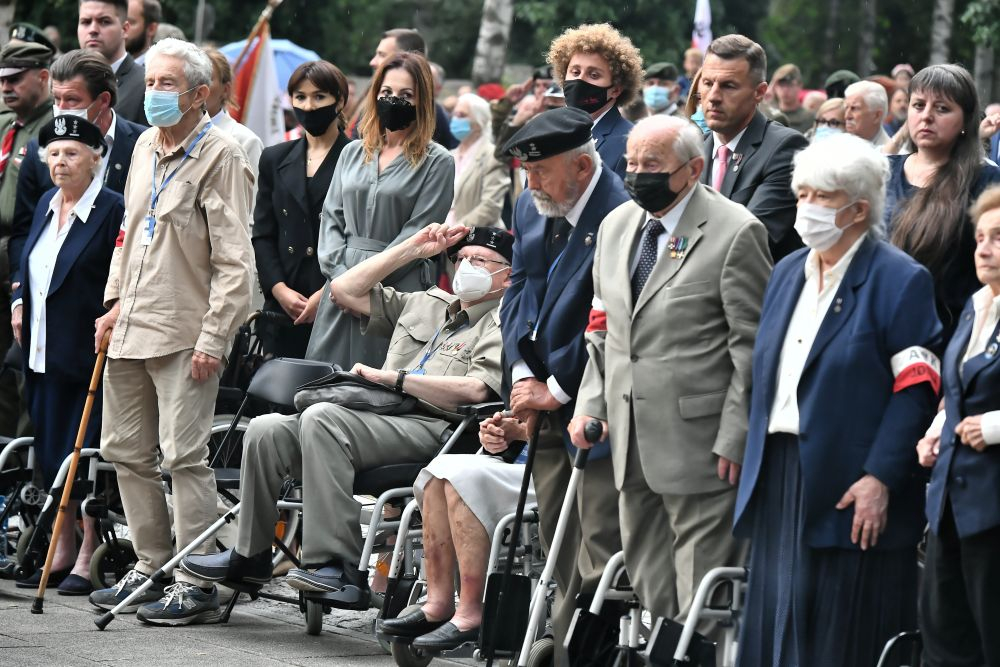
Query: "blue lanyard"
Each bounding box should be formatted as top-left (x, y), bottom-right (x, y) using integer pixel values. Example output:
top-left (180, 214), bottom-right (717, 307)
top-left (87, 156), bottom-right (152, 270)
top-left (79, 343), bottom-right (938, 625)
top-left (148, 122), bottom-right (212, 215)
top-left (409, 320), bottom-right (468, 375)
top-left (529, 248), bottom-right (567, 341)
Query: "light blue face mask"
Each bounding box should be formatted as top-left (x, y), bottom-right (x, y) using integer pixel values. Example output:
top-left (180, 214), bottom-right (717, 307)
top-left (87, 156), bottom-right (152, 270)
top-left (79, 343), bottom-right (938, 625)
top-left (813, 125), bottom-right (842, 141)
top-left (643, 86), bottom-right (671, 112)
top-left (144, 87), bottom-right (195, 127)
top-left (691, 108), bottom-right (709, 134)
top-left (450, 116), bottom-right (472, 142)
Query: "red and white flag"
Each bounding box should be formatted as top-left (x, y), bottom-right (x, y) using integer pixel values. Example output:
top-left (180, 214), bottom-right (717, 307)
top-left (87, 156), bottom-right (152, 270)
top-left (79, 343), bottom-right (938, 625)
top-left (231, 23), bottom-right (284, 147)
top-left (692, 0), bottom-right (712, 53)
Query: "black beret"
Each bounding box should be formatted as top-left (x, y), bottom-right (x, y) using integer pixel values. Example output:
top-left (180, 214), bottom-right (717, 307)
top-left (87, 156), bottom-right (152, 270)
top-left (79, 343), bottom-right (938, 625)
top-left (532, 65), bottom-right (553, 80)
top-left (10, 22), bottom-right (58, 55)
top-left (0, 41), bottom-right (53, 77)
top-left (645, 62), bottom-right (679, 82)
top-left (448, 227), bottom-right (514, 264)
top-left (501, 106), bottom-right (593, 162)
top-left (39, 116), bottom-right (108, 157)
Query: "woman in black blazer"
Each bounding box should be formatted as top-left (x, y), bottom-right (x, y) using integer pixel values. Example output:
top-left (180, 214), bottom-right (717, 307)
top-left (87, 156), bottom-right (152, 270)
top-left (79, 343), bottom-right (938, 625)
top-left (252, 61), bottom-right (352, 357)
top-left (10, 117), bottom-right (123, 595)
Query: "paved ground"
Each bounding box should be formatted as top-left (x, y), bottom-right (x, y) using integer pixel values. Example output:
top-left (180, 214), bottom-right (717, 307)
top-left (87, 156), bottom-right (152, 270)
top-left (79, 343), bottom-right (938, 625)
top-left (0, 577), bottom-right (472, 666)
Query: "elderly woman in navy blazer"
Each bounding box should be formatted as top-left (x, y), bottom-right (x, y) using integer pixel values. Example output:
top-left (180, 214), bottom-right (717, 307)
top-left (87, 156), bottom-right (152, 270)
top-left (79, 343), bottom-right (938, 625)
top-left (9, 117), bottom-right (123, 595)
top-left (917, 185), bottom-right (1000, 667)
top-left (733, 134), bottom-right (942, 667)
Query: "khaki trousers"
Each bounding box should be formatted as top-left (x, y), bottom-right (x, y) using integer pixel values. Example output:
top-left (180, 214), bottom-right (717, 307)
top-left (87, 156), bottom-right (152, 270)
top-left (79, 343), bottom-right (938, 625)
top-left (100, 350), bottom-right (220, 586)
top-left (618, 426), bottom-right (746, 632)
top-left (236, 403), bottom-right (449, 567)
top-left (532, 419), bottom-right (621, 667)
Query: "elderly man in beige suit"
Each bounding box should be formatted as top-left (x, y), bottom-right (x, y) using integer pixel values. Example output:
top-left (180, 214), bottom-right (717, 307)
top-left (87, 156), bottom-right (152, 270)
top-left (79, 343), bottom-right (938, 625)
top-left (570, 114), bottom-right (771, 627)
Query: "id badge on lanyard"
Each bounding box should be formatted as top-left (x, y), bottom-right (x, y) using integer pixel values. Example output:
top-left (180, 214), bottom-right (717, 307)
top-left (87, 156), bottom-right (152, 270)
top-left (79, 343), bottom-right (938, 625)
top-left (142, 122), bottom-right (212, 245)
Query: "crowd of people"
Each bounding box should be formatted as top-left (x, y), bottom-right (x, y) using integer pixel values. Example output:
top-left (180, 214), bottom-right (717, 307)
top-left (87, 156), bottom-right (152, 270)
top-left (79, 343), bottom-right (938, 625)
top-left (0, 1), bottom-right (999, 666)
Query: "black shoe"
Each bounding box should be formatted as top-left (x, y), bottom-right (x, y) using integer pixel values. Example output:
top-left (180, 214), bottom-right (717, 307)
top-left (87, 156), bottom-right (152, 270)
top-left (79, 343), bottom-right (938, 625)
top-left (181, 548), bottom-right (271, 585)
top-left (412, 622), bottom-right (481, 651)
top-left (57, 573), bottom-right (94, 596)
top-left (15, 567), bottom-right (70, 588)
top-left (287, 562), bottom-right (366, 593)
top-left (0, 560), bottom-right (15, 579)
top-left (380, 609), bottom-right (451, 639)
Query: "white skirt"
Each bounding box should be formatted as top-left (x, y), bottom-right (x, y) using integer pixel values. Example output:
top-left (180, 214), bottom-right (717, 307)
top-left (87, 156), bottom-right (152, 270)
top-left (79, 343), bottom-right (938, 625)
top-left (413, 454), bottom-right (536, 537)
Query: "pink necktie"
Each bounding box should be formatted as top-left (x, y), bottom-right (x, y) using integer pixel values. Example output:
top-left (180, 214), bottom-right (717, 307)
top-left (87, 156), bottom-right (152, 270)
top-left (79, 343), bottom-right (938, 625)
top-left (713, 144), bottom-right (730, 191)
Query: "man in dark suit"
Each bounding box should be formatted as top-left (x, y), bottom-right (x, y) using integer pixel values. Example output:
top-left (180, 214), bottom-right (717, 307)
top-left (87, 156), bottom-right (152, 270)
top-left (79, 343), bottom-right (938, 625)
top-left (499, 107), bottom-right (628, 665)
top-left (78, 0), bottom-right (146, 124)
top-left (547, 23), bottom-right (644, 180)
top-left (697, 34), bottom-right (808, 261)
top-left (9, 49), bottom-right (145, 290)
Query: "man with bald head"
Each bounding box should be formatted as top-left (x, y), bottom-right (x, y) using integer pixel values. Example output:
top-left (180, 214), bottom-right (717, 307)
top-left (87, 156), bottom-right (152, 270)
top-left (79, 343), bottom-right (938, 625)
top-left (571, 115), bottom-right (772, 632)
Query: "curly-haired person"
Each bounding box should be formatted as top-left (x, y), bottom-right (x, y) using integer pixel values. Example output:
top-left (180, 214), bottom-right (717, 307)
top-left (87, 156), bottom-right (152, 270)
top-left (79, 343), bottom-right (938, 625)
top-left (548, 23), bottom-right (643, 180)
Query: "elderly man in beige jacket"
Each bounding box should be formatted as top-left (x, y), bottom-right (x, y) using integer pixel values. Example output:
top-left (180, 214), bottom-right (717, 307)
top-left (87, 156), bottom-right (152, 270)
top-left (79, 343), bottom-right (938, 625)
top-left (88, 37), bottom-right (254, 627)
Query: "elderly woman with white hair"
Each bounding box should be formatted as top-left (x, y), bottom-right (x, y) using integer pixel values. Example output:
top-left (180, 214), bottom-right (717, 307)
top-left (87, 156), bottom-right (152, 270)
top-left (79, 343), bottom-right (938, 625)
top-left (9, 116), bottom-right (123, 595)
top-left (733, 134), bottom-right (943, 667)
top-left (446, 93), bottom-right (510, 229)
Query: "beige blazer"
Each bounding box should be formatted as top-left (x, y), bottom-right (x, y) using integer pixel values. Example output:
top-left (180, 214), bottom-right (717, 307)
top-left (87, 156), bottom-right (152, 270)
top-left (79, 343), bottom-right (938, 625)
top-left (575, 184), bottom-right (772, 495)
top-left (450, 139), bottom-right (509, 229)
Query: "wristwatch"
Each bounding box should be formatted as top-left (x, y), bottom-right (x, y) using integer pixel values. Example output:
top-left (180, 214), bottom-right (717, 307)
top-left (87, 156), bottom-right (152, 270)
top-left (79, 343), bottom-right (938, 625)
top-left (395, 369), bottom-right (408, 393)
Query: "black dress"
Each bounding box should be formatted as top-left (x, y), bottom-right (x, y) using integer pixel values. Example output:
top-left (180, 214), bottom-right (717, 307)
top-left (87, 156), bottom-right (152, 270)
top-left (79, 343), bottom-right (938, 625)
top-left (885, 155), bottom-right (1000, 343)
top-left (252, 132), bottom-right (350, 358)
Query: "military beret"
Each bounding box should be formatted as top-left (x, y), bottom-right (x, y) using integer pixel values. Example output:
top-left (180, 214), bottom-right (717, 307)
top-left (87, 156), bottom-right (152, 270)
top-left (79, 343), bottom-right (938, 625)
top-left (772, 63), bottom-right (802, 84)
top-left (532, 65), bottom-right (553, 81)
top-left (645, 62), bottom-right (679, 82)
top-left (448, 227), bottom-right (514, 264)
top-left (501, 106), bottom-right (593, 162)
top-left (0, 41), bottom-right (53, 78)
top-left (825, 69), bottom-right (860, 89)
top-left (10, 22), bottom-right (58, 55)
top-left (39, 116), bottom-right (108, 157)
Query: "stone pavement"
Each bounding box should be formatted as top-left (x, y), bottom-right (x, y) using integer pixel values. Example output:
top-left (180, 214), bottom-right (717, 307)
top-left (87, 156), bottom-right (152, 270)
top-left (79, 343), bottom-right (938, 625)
top-left (0, 577), bottom-right (472, 666)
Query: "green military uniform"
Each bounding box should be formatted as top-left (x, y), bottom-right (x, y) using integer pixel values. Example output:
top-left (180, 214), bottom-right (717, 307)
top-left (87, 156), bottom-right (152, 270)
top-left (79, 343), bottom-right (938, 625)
top-left (0, 101), bottom-right (53, 250)
top-left (235, 285), bottom-right (504, 568)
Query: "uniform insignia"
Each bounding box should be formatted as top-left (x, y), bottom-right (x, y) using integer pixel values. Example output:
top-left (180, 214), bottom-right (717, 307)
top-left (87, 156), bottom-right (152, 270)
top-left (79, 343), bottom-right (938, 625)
top-left (584, 233), bottom-right (594, 247)
top-left (668, 236), bottom-right (689, 259)
top-left (54, 116), bottom-right (67, 136)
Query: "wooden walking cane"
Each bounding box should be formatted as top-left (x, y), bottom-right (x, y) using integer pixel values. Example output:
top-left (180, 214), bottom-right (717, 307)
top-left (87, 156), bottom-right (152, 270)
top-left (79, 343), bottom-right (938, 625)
top-left (31, 331), bottom-right (111, 614)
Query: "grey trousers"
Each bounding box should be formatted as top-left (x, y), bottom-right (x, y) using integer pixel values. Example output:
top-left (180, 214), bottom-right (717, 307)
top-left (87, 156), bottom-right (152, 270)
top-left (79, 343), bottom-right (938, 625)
top-left (532, 419), bottom-right (621, 667)
top-left (237, 403), bottom-right (449, 567)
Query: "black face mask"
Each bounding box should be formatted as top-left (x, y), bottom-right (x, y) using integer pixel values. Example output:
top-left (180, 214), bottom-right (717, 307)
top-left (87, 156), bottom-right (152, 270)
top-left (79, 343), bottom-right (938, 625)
top-left (563, 78), bottom-right (612, 114)
top-left (624, 164), bottom-right (688, 213)
top-left (376, 96), bottom-right (417, 132)
top-left (293, 104), bottom-right (339, 137)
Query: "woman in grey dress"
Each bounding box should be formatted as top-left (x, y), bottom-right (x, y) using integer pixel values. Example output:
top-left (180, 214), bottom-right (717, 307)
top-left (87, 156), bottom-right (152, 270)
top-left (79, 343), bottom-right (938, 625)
top-left (306, 52), bottom-right (455, 367)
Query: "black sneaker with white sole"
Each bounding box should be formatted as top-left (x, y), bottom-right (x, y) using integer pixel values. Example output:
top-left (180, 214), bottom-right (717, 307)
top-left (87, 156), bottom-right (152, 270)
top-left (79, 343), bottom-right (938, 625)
top-left (135, 582), bottom-right (222, 626)
top-left (89, 569), bottom-right (166, 613)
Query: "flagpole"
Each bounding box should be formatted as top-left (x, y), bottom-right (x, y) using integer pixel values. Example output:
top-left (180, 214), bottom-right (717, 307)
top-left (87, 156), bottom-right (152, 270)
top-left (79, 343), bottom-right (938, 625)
top-left (234, 0), bottom-right (284, 71)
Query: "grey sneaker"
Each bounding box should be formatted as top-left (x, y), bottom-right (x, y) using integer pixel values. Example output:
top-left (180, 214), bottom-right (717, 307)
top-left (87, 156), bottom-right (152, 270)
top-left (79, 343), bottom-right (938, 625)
top-left (136, 582), bottom-right (221, 626)
top-left (89, 569), bottom-right (165, 613)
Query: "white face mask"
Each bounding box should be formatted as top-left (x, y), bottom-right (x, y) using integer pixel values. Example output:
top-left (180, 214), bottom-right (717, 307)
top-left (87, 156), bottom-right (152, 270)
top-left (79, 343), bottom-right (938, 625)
top-left (794, 201), bottom-right (858, 252)
top-left (452, 258), bottom-right (506, 301)
top-left (53, 100), bottom-right (95, 120)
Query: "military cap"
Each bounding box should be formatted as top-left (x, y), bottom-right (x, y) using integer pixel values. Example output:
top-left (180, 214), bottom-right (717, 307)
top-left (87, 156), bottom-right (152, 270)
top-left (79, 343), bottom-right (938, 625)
top-left (824, 69), bottom-right (860, 98)
top-left (542, 83), bottom-right (564, 99)
top-left (645, 62), bottom-right (679, 82)
top-left (448, 227), bottom-right (514, 264)
top-left (532, 65), bottom-right (553, 81)
top-left (0, 42), bottom-right (54, 78)
top-left (9, 22), bottom-right (58, 54)
top-left (772, 63), bottom-right (802, 84)
top-left (39, 116), bottom-right (108, 156)
top-left (501, 106), bottom-right (593, 162)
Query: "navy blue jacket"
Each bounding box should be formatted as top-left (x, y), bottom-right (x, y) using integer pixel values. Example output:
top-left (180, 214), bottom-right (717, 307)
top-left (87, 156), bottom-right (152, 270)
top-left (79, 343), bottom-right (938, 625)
top-left (592, 106), bottom-right (632, 180)
top-left (9, 115), bottom-right (144, 287)
top-left (13, 187), bottom-right (124, 382)
top-left (734, 237), bottom-right (942, 550)
top-left (926, 297), bottom-right (1000, 538)
top-left (500, 167), bottom-right (629, 457)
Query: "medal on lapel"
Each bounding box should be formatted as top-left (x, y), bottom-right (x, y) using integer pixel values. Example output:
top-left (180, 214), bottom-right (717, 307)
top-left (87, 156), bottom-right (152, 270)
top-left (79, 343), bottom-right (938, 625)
top-left (668, 236), bottom-right (689, 260)
top-left (584, 232), bottom-right (594, 247)
top-left (987, 331), bottom-right (1000, 358)
top-left (732, 152), bottom-right (744, 173)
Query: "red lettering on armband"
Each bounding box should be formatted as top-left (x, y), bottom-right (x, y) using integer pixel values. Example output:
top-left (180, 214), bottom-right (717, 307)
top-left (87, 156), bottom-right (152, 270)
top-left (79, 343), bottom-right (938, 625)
top-left (893, 363), bottom-right (941, 395)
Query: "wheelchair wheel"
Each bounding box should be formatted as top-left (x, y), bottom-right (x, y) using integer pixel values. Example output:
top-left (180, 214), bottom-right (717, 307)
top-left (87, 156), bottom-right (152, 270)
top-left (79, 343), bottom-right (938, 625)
top-left (89, 539), bottom-right (136, 589)
top-left (389, 604), bottom-right (434, 667)
top-left (526, 637), bottom-right (554, 667)
top-left (305, 599), bottom-right (324, 636)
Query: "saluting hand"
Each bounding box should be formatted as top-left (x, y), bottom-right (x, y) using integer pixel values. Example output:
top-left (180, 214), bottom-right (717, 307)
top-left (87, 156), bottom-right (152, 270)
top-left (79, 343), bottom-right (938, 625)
top-left (409, 223), bottom-right (468, 259)
top-left (191, 351), bottom-right (220, 382)
top-left (836, 474), bottom-right (889, 550)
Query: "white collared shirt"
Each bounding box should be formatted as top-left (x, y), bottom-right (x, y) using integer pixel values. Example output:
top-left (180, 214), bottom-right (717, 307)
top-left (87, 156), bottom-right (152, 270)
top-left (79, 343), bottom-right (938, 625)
top-left (925, 284), bottom-right (1000, 445)
top-left (768, 233), bottom-right (868, 434)
top-left (711, 125), bottom-right (749, 165)
top-left (98, 110), bottom-right (118, 184)
top-left (509, 164), bottom-right (605, 404)
top-left (23, 177), bottom-right (103, 372)
top-left (628, 184), bottom-right (697, 276)
top-left (110, 53), bottom-right (127, 73)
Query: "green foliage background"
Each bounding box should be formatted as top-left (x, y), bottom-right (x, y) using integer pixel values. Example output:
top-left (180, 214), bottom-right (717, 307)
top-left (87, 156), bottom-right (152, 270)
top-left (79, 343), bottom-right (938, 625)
top-left (16, 0), bottom-right (991, 87)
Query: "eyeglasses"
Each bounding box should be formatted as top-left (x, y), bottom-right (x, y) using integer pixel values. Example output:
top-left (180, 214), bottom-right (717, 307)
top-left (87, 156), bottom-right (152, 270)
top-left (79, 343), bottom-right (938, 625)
top-left (459, 255), bottom-right (510, 269)
top-left (816, 118), bottom-right (844, 128)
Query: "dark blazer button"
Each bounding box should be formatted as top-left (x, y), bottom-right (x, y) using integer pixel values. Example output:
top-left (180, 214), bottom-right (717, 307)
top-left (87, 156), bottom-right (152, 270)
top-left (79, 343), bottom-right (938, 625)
top-left (287, 246), bottom-right (295, 254)
top-left (630, 354), bottom-right (639, 362)
top-left (954, 476), bottom-right (966, 488)
top-left (306, 247), bottom-right (315, 256)
top-left (622, 393), bottom-right (629, 401)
